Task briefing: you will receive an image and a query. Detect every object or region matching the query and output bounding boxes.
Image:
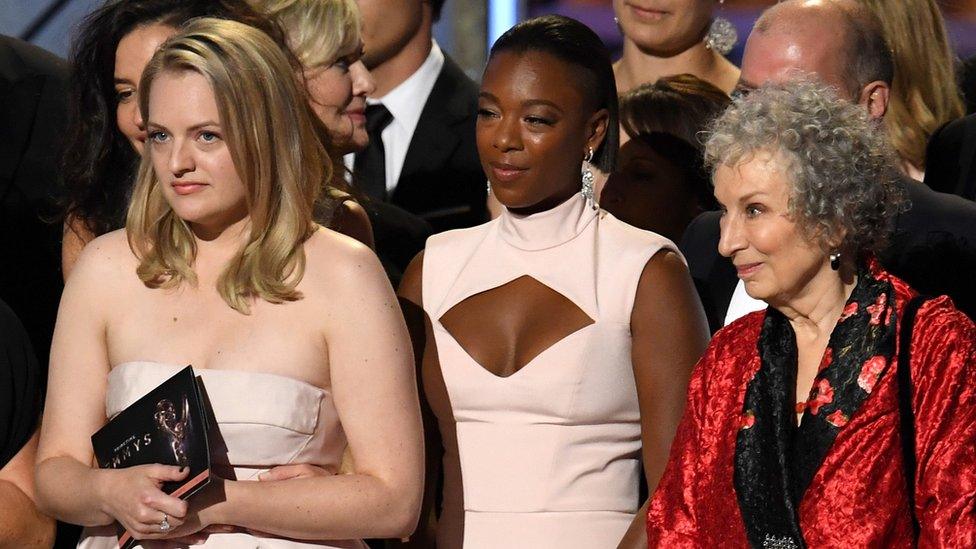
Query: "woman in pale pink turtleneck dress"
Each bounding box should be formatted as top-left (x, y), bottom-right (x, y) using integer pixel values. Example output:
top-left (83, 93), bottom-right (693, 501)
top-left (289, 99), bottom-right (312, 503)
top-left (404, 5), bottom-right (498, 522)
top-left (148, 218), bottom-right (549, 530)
top-left (397, 16), bottom-right (709, 549)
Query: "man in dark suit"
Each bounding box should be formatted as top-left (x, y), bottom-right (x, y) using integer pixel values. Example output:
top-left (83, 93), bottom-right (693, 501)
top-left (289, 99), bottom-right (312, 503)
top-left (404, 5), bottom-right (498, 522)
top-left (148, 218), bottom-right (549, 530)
top-left (354, 0), bottom-right (486, 235)
top-left (0, 35), bottom-right (67, 370)
top-left (0, 34), bottom-right (72, 547)
top-left (681, 0), bottom-right (976, 331)
top-left (924, 114), bottom-right (976, 201)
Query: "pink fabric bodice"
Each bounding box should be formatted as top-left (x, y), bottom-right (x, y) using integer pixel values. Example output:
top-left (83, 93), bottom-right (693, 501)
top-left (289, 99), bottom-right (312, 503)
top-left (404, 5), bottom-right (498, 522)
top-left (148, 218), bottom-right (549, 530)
top-left (422, 194), bottom-right (679, 548)
top-left (78, 361), bottom-right (364, 549)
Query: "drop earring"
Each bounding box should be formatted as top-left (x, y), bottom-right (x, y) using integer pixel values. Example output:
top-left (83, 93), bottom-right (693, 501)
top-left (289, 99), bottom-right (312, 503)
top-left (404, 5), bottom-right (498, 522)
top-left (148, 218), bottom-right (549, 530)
top-left (830, 252), bottom-right (842, 271)
top-left (581, 148), bottom-right (597, 210)
top-left (704, 0), bottom-right (737, 56)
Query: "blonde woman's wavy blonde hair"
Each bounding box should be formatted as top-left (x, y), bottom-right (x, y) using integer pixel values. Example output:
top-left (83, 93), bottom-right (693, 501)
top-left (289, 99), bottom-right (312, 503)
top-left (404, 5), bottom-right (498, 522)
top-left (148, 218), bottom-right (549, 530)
top-left (857, 0), bottom-right (964, 171)
top-left (127, 17), bottom-right (333, 314)
top-left (249, 0), bottom-right (362, 70)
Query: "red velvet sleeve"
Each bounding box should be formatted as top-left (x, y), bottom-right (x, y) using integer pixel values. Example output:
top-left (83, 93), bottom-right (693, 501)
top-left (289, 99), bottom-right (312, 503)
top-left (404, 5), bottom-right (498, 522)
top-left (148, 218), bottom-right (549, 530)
top-left (910, 297), bottom-right (976, 548)
top-left (646, 314), bottom-right (761, 548)
top-left (646, 343), bottom-right (710, 546)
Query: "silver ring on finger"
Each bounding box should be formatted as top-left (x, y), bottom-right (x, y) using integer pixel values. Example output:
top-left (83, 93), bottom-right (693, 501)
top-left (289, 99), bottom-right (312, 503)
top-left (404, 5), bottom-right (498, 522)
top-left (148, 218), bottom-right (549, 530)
top-left (159, 513), bottom-right (171, 532)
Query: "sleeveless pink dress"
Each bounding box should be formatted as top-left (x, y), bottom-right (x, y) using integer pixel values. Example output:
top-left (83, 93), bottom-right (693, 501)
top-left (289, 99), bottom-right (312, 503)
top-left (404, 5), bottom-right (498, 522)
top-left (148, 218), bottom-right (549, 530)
top-left (422, 194), bottom-right (678, 548)
top-left (78, 361), bottom-right (366, 549)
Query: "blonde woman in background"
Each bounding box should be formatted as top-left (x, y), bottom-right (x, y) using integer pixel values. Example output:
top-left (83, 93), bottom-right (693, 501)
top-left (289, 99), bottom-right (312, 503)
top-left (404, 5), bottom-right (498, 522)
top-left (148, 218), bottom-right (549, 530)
top-left (36, 18), bottom-right (422, 548)
top-left (251, 0), bottom-right (377, 247)
top-left (857, 0), bottom-right (965, 180)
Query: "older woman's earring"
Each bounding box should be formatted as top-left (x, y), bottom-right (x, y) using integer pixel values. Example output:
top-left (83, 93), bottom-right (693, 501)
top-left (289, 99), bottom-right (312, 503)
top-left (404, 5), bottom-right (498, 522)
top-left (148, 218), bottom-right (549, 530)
top-left (581, 148), bottom-right (597, 210)
top-left (830, 252), bottom-right (842, 271)
top-left (704, 0), bottom-right (738, 56)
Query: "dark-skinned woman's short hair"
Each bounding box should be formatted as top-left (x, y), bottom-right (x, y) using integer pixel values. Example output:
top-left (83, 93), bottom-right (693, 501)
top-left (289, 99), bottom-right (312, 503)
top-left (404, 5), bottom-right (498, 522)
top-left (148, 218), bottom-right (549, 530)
top-left (489, 15), bottom-right (619, 173)
top-left (61, 0), bottom-right (283, 237)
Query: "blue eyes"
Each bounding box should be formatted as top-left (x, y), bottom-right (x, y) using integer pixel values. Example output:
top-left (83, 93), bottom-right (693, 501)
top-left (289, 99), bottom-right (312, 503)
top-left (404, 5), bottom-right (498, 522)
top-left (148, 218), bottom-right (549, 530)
top-left (147, 130), bottom-right (220, 144)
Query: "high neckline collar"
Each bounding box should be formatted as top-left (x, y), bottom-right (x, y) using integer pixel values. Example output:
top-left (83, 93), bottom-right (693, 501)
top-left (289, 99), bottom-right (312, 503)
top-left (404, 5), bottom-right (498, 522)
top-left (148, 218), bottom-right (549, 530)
top-left (498, 193), bottom-right (597, 251)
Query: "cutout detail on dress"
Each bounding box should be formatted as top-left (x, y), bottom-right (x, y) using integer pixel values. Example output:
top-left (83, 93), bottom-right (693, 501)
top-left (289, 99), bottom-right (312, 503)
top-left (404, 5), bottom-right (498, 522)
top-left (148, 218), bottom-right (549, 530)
top-left (439, 275), bottom-right (594, 378)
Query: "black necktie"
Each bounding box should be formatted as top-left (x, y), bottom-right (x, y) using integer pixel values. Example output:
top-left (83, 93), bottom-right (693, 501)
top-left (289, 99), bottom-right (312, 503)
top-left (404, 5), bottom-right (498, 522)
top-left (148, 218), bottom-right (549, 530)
top-left (354, 103), bottom-right (394, 202)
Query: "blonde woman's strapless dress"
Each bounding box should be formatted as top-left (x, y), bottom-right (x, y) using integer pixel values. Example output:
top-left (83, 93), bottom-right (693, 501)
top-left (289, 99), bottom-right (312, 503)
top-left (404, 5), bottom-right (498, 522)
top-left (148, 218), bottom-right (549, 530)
top-left (77, 361), bottom-right (366, 549)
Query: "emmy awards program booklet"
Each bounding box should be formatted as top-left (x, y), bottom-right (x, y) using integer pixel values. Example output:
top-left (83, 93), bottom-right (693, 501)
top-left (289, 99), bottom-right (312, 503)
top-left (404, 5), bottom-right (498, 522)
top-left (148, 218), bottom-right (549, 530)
top-left (91, 365), bottom-right (213, 549)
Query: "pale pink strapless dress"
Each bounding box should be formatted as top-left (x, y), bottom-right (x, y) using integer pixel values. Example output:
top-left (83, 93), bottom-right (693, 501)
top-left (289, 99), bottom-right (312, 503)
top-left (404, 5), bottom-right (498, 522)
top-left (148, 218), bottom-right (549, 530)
top-left (78, 361), bottom-right (365, 549)
top-left (422, 194), bottom-right (679, 548)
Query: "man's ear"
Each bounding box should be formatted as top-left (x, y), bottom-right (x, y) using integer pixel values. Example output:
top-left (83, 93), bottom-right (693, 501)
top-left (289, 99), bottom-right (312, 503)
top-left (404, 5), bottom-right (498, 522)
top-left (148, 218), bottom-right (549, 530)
top-left (585, 108), bottom-right (610, 158)
top-left (858, 81), bottom-right (890, 120)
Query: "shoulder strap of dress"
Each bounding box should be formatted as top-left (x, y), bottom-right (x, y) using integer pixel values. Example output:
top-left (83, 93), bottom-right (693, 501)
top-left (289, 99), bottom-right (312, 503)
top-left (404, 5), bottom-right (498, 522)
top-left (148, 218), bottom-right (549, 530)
top-left (898, 294), bottom-right (929, 542)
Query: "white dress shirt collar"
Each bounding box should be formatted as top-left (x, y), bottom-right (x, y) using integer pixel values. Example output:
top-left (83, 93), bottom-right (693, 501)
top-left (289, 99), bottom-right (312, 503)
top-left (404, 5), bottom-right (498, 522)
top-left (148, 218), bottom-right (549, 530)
top-left (724, 280), bottom-right (767, 326)
top-left (367, 41), bottom-right (445, 192)
top-left (372, 40), bottom-right (444, 139)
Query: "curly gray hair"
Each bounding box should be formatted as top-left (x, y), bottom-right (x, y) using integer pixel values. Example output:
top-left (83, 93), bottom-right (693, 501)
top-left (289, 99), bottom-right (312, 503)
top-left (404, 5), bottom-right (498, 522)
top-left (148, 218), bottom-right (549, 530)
top-left (704, 79), bottom-right (905, 256)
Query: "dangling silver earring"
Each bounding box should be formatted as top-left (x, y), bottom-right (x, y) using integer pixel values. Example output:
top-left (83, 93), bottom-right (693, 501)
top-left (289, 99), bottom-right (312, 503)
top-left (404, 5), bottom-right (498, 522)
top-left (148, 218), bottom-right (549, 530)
top-left (581, 148), bottom-right (597, 210)
top-left (613, 16), bottom-right (621, 32)
top-left (830, 252), bottom-right (842, 271)
top-left (704, 0), bottom-right (737, 56)
top-left (486, 180), bottom-right (491, 196)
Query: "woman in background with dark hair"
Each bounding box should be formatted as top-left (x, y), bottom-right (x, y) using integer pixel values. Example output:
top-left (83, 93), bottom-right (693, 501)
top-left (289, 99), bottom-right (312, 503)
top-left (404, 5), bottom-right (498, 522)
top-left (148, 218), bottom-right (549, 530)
top-left (398, 15), bottom-right (709, 548)
top-left (602, 74), bottom-right (728, 242)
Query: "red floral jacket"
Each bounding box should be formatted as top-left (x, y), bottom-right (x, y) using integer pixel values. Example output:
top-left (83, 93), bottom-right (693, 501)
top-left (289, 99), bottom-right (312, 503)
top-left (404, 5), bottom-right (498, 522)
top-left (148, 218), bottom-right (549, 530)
top-left (647, 275), bottom-right (976, 548)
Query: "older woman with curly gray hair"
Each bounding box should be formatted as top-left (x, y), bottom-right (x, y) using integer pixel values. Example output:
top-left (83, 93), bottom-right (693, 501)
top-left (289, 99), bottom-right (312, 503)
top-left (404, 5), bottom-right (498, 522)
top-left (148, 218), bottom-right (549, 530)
top-left (647, 80), bottom-right (976, 547)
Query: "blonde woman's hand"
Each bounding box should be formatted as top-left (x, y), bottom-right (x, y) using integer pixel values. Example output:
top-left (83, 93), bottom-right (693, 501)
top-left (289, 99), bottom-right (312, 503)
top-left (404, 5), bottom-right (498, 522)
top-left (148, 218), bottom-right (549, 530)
top-left (95, 464), bottom-right (189, 539)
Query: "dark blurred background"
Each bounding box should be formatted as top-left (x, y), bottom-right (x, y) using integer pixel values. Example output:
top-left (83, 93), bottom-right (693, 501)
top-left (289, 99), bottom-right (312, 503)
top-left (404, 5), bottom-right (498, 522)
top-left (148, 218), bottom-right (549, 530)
top-left (4, 0), bottom-right (975, 79)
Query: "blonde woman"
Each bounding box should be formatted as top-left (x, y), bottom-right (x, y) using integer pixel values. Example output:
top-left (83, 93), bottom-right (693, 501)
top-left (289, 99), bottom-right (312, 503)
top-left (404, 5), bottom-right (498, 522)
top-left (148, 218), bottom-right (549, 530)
top-left (856, 0), bottom-right (965, 180)
top-left (251, 0), bottom-right (377, 248)
top-left (36, 18), bottom-right (422, 548)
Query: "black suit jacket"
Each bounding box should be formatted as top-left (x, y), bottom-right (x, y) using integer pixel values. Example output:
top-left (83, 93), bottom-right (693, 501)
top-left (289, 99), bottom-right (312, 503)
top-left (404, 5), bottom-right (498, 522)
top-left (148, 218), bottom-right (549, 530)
top-left (389, 53), bottom-right (486, 233)
top-left (924, 114), bottom-right (976, 201)
top-left (681, 176), bottom-right (976, 332)
top-left (0, 36), bottom-right (67, 370)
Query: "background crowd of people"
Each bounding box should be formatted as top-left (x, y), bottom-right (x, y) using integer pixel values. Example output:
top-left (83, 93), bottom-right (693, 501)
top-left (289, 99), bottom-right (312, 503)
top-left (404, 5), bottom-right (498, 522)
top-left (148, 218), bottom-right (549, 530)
top-left (1, 0), bottom-right (975, 547)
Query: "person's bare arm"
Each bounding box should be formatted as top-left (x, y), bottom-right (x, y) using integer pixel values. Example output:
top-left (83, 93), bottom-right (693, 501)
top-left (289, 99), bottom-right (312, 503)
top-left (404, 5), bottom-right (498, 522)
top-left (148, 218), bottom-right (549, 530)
top-left (392, 252), bottom-right (445, 547)
top-left (61, 214), bottom-right (95, 281)
top-left (194, 241), bottom-right (423, 540)
top-left (0, 431), bottom-right (55, 548)
top-left (617, 250), bottom-right (710, 549)
top-left (37, 233), bottom-right (191, 539)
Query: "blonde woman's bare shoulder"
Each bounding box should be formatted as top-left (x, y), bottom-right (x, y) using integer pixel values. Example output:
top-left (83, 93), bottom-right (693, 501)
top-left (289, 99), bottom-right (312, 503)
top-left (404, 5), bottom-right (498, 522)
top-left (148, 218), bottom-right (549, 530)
top-left (69, 229), bottom-right (139, 278)
top-left (302, 226), bottom-right (388, 290)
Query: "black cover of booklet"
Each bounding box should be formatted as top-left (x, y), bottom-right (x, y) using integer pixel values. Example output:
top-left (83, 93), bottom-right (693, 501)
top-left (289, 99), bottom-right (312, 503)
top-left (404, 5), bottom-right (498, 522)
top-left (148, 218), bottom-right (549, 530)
top-left (91, 365), bottom-right (213, 549)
